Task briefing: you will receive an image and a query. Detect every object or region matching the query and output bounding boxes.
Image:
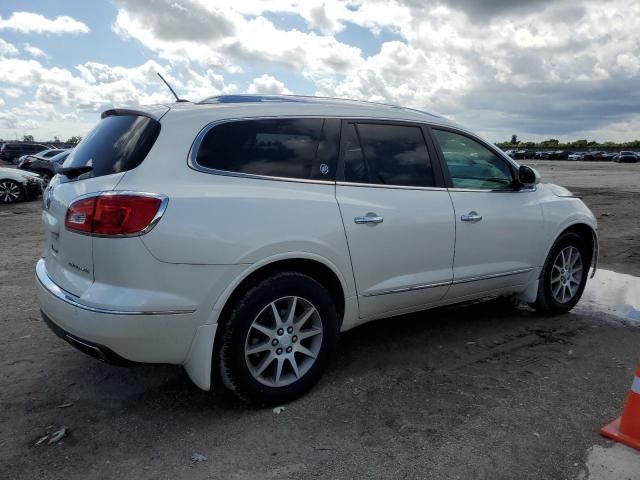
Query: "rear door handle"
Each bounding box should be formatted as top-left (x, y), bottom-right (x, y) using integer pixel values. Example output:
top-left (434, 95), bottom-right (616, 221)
top-left (461, 211), bottom-right (482, 222)
top-left (355, 213), bottom-right (384, 225)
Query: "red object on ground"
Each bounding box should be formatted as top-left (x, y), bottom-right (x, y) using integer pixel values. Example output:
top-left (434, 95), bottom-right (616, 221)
top-left (600, 367), bottom-right (640, 451)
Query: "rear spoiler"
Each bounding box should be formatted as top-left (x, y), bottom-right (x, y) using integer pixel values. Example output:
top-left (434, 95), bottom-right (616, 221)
top-left (101, 105), bottom-right (171, 122)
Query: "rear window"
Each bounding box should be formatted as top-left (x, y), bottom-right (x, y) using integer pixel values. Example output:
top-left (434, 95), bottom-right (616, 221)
top-left (61, 114), bottom-right (160, 180)
top-left (194, 118), bottom-right (338, 181)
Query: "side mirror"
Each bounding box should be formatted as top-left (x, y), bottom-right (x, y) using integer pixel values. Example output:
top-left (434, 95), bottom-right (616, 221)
top-left (518, 165), bottom-right (540, 186)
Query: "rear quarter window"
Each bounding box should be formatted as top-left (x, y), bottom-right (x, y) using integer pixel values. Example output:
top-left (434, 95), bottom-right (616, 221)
top-left (194, 118), bottom-right (338, 181)
top-left (61, 114), bottom-right (160, 180)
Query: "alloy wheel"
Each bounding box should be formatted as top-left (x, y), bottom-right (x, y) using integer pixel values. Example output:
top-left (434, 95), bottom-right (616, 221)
top-left (550, 246), bottom-right (583, 303)
top-left (0, 180), bottom-right (22, 203)
top-left (244, 296), bottom-right (323, 387)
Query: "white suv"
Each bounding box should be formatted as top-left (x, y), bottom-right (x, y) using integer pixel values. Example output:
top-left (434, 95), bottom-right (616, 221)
top-left (36, 95), bottom-right (598, 404)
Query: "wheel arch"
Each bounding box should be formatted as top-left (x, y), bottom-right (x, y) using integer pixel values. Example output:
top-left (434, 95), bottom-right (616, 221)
top-left (184, 253), bottom-right (354, 392)
top-left (215, 255), bottom-right (348, 330)
top-left (546, 222), bottom-right (598, 277)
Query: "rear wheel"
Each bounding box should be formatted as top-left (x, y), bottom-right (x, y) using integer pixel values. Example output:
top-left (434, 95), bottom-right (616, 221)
top-left (0, 179), bottom-right (24, 204)
top-left (38, 171), bottom-right (52, 185)
top-left (218, 272), bottom-right (338, 405)
top-left (535, 232), bottom-right (590, 315)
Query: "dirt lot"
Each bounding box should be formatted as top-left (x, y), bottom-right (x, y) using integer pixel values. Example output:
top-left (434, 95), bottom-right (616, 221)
top-left (1, 161), bottom-right (639, 480)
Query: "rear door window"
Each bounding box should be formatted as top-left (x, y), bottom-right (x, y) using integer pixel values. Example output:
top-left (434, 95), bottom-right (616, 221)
top-left (61, 114), bottom-right (160, 180)
top-left (194, 118), bottom-right (337, 181)
top-left (343, 122), bottom-right (435, 187)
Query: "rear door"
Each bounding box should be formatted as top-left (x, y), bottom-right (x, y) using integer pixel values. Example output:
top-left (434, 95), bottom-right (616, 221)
top-left (336, 121), bottom-right (455, 320)
top-left (42, 112), bottom-right (162, 296)
top-left (429, 127), bottom-right (545, 299)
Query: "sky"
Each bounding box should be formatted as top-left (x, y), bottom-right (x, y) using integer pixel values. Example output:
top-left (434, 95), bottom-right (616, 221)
top-left (0, 0), bottom-right (638, 143)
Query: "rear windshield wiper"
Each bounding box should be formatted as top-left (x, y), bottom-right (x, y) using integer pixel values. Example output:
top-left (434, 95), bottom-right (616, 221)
top-left (56, 165), bottom-right (93, 179)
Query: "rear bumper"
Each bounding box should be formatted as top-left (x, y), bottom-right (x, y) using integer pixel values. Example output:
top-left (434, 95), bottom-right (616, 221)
top-left (35, 258), bottom-right (201, 365)
top-left (41, 310), bottom-right (137, 365)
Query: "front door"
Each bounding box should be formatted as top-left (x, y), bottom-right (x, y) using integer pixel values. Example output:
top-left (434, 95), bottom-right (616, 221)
top-left (430, 128), bottom-right (545, 299)
top-left (335, 121), bottom-right (455, 320)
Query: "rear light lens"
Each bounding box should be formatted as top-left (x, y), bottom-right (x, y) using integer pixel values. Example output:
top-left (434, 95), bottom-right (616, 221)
top-left (65, 193), bottom-right (165, 236)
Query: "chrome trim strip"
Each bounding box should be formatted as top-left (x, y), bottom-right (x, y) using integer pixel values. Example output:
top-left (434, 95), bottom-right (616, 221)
top-left (362, 268), bottom-right (534, 297)
top-left (36, 259), bottom-right (195, 316)
top-left (447, 187), bottom-right (537, 193)
top-left (363, 280), bottom-right (452, 297)
top-left (187, 117), bottom-right (336, 185)
top-left (66, 191), bottom-right (169, 238)
top-left (187, 115), bottom-right (459, 186)
top-left (451, 268), bottom-right (533, 285)
top-left (555, 194), bottom-right (580, 198)
top-left (336, 181), bottom-right (448, 192)
top-left (188, 166), bottom-right (335, 185)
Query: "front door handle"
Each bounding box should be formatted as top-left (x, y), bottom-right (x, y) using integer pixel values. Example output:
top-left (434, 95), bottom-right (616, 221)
top-left (355, 213), bottom-right (384, 225)
top-left (461, 211), bottom-right (482, 222)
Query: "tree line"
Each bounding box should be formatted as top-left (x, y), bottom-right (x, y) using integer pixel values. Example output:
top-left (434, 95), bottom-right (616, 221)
top-left (0, 135), bottom-right (83, 145)
top-left (496, 135), bottom-right (640, 150)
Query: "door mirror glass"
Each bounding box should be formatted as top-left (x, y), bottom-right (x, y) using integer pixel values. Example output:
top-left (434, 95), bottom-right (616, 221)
top-left (518, 165), bottom-right (540, 185)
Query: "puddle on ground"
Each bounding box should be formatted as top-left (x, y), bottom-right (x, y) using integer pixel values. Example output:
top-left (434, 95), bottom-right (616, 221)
top-left (576, 269), bottom-right (640, 322)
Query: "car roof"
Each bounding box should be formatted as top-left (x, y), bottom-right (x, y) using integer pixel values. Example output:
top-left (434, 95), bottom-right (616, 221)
top-left (114, 95), bottom-right (460, 129)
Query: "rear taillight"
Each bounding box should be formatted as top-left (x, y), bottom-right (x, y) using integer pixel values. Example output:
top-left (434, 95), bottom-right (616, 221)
top-left (65, 193), bottom-right (165, 236)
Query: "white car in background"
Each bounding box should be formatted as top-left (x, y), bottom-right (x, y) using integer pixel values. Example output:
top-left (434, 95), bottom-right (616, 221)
top-left (36, 96), bottom-right (598, 404)
top-left (0, 167), bottom-right (44, 203)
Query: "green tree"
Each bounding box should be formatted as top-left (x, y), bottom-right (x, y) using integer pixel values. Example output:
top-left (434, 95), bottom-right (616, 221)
top-left (511, 134), bottom-right (518, 144)
top-left (66, 136), bottom-right (83, 145)
top-left (539, 138), bottom-right (560, 147)
top-left (570, 139), bottom-right (588, 148)
top-left (22, 134), bottom-right (34, 142)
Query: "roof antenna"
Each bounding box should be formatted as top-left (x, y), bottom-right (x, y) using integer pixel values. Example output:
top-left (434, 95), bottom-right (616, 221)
top-left (157, 72), bottom-right (188, 102)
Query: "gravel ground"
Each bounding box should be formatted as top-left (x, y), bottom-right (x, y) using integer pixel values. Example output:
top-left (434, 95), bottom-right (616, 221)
top-left (1, 160), bottom-right (639, 480)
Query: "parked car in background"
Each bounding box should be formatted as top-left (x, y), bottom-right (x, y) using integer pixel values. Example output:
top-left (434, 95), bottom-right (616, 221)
top-left (18, 149), bottom-right (70, 185)
top-left (17, 148), bottom-right (65, 165)
top-left (0, 143), bottom-right (52, 164)
top-left (568, 152), bottom-right (583, 161)
top-left (0, 167), bottom-right (44, 203)
top-left (602, 152), bottom-right (617, 161)
top-left (551, 150), bottom-right (574, 160)
top-left (614, 151), bottom-right (639, 163)
top-left (36, 95), bottom-right (598, 404)
top-left (589, 151), bottom-right (606, 161)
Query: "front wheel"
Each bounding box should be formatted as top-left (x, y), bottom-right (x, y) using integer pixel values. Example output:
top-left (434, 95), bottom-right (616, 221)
top-left (535, 232), bottom-right (590, 315)
top-left (218, 272), bottom-right (338, 405)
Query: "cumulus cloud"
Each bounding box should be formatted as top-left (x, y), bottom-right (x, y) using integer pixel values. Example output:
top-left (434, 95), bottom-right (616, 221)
top-left (112, 0), bottom-right (363, 74)
top-left (0, 12), bottom-right (89, 34)
top-left (1, 87), bottom-right (23, 98)
top-left (23, 43), bottom-right (47, 58)
top-left (0, 1), bottom-right (638, 141)
top-left (0, 110), bottom-right (40, 131)
top-left (0, 37), bottom-right (18, 56)
top-left (247, 74), bottom-right (292, 95)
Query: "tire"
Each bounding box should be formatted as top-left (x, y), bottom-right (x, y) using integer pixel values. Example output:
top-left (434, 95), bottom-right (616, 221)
top-left (0, 179), bottom-right (25, 204)
top-left (535, 232), bottom-right (591, 315)
top-left (38, 171), bottom-right (51, 185)
top-left (218, 272), bottom-right (338, 405)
